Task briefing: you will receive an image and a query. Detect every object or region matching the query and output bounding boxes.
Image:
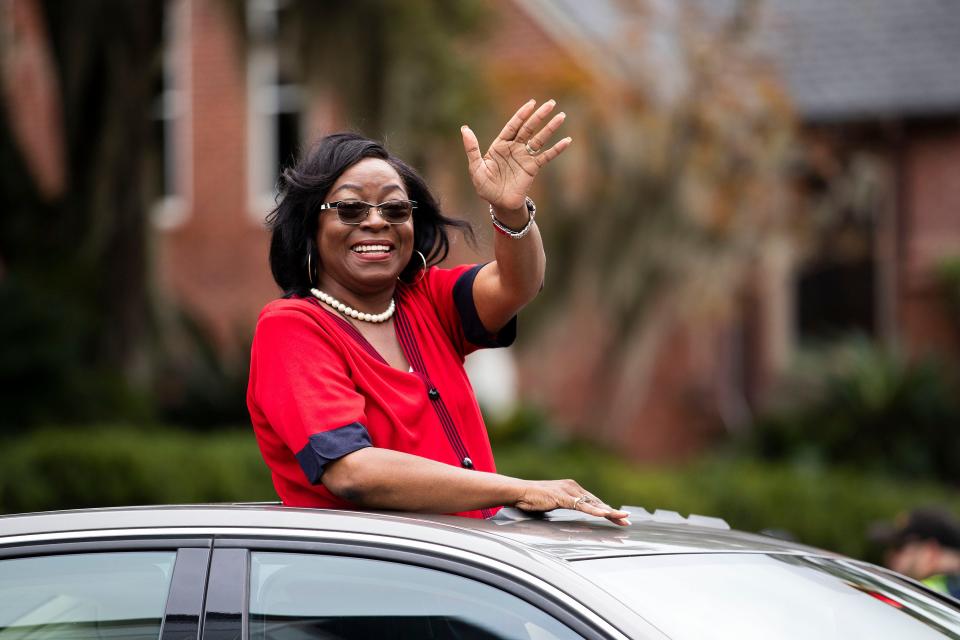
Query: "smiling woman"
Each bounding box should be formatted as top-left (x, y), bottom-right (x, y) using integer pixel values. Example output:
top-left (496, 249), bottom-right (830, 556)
top-left (247, 101), bottom-right (629, 525)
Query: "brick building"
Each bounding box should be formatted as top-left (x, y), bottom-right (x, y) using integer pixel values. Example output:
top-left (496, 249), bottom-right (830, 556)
top-left (767, 0), bottom-right (960, 362)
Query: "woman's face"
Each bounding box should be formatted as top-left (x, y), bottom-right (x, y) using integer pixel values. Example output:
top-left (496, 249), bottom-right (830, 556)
top-left (315, 158), bottom-right (415, 298)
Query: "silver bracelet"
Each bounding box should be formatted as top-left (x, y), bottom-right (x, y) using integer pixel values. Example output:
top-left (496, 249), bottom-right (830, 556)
top-left (490, 196), bottom-right (537, 240)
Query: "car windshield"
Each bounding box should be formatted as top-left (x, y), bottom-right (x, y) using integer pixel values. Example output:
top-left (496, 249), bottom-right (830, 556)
top-left (575, 553), bottom-right (960, 640)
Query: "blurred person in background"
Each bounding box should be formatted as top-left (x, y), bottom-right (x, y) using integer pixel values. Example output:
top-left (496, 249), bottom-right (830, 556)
top-left (247, 100), bottom-right (630, 526)
top-left (871, 507), bottom-right (960, 598)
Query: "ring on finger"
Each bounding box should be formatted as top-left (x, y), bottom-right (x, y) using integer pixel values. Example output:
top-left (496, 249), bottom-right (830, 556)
top-left (525, 141), bottom-right (541, 156)
top-left (572, 495), bottom-right (589, 510)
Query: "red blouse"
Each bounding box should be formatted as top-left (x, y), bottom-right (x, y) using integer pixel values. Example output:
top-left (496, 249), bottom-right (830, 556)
top-left (246, 263), bottom-right (515, 519)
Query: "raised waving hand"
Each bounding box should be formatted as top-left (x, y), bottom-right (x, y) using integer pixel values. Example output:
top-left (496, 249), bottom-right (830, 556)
top-left (461, 99), bottom-right (572, 211)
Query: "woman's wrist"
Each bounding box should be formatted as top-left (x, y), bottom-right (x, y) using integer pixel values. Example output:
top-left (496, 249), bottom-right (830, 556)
top-left (490, 197), bottom-right (537, 239)
top-left (494, 475), bottom-right (530, 508)
top-left (490, 202), bottom-right (529, 228)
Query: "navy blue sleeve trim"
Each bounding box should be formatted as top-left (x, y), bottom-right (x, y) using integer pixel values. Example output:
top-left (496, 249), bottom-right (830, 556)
top-left (295, 422), bottom-right (372, 485)
top-left (452, 263), bottom-right (517, 348)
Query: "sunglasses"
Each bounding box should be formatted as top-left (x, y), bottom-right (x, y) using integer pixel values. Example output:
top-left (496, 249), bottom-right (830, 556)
top-left (318, 199), bottom-right (417, 225)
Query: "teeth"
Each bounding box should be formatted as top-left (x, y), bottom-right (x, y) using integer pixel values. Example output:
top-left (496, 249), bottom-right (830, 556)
top-left (352, 245), bottom-right (392, 253)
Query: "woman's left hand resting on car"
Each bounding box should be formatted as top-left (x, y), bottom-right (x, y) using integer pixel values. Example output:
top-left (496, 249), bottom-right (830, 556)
top-left (247, 100), bottom-right (630, 526)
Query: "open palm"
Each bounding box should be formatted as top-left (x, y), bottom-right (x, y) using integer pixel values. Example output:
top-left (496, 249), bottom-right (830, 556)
top-left (461, 99), bottom-right (572, 211)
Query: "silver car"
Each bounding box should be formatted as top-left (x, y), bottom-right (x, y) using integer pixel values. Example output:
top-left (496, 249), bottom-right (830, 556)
top-left (1, 504), bottom-right (959, 639)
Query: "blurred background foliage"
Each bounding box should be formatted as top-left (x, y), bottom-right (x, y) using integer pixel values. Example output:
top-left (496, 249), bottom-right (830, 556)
top-left (499, 2), bottom-right (799, 438)
top-left (278, 0), bottom-right (492, 159)
top-left (1, 0), bottom-right (959, 563)
top-left (742, 337), bottom-right (960, 485)
top-left (0, 0), bottom-right (164, 430)
top-left (938, 254), bottom-right (960, 319)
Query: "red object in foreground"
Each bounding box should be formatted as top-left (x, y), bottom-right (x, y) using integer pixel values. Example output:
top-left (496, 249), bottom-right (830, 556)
top-left (865, 589), bottom-right (904, 609)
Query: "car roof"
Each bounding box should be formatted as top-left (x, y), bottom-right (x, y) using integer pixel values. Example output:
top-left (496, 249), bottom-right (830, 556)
top-left (0, 504), bottom-right (828, 561)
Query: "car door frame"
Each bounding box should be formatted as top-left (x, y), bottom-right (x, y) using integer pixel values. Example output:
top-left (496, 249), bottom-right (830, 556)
top-left (204, 533), bottom-right (637, 640)
top-left (0, 535), bottom-right (213, 640)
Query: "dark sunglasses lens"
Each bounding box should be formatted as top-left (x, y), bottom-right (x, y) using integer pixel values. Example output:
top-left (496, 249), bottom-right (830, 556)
top-left (336, 201), bottom-right (369, 224)
top-left (379, 201), bottom-right (412, 223)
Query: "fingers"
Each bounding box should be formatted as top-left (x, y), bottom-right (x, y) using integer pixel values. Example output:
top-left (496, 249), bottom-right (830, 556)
top-left (497, 99), bottom-right (538, 142)
top-left (606, 514), bottom-right (632, 527)
top-left (524, 108), bottom-right (565, 152)
top-left (460, 125), bottom-right (483, 173)
top-left (515, 480), bottom-right (630, 526)
top-left (577, 500), bottom-right (632, 527)
top-left (535, 136), bottom-right (573, 166)
top-left (520, 102), bottom-right (571, 167)
top-left (566, 485), bottom-right (632, 527)
top-left (514, 99), bottom-right (557, 144)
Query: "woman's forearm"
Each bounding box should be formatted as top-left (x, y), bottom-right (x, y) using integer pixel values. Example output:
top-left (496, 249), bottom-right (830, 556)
top-left (470, 203), bottom-right (546, 332)
top-left (324, 447), bottom-right (631, 525)
top-left (490, 201), bottom-right (546, 306)
top-left (322, 447), bottom-right (524, 512)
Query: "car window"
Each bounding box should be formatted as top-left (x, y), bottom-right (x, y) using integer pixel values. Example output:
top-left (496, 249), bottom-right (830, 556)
top-left (249, 551), bottom-right (583, 640)
top-left (575, 553), bottom-right (960, 640)
top-left (0, 551), bottom-right (176, 639)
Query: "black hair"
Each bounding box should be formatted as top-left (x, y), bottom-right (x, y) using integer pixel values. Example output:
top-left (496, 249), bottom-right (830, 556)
top-left (266, 132), bottom-right (474, 297)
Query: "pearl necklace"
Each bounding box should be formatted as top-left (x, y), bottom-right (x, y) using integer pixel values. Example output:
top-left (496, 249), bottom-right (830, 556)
top-left (310, 288), bottom-right (396, 323)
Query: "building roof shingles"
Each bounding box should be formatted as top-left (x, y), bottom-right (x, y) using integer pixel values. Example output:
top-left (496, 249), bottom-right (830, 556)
top-left (767, 0), bottom-right (960, 121)
top-left (526, 0), bottom-right (960, 122)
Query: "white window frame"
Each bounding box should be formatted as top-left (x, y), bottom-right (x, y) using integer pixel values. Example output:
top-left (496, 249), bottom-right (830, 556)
top-left (246, 0), bottom-right (303, 222)
top-left (151, 0), bottom-right (192, 231)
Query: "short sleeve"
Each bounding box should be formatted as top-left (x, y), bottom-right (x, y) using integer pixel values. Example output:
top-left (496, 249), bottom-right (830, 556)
top-left (248, 305), bottom-right (372, 484)
top-left (423, 263), bottom-right (517, 356)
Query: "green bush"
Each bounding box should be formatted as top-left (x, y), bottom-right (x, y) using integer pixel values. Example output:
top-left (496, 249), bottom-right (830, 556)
top-left (937, 254), bottom-right (960, 315)
top-left (3, 424), bottom-right (958, 562)
top-left (0, 426), bottom-right (275, 514)
top-left (741, 337), bottom-right (960, 485)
